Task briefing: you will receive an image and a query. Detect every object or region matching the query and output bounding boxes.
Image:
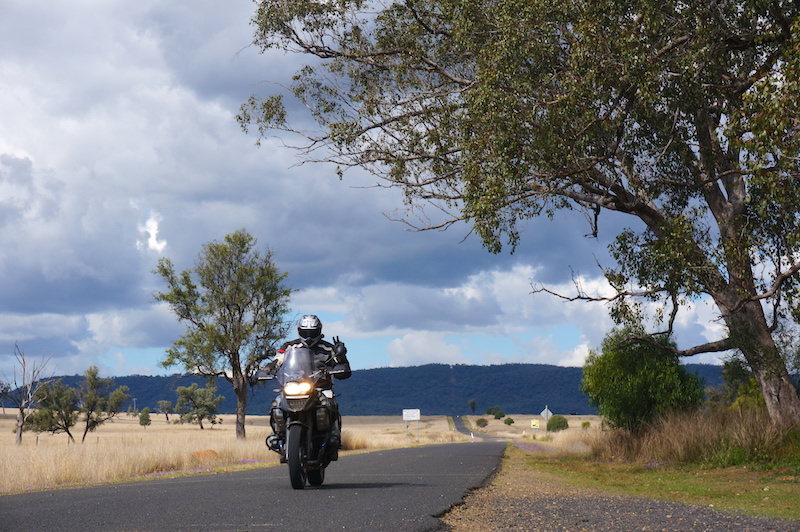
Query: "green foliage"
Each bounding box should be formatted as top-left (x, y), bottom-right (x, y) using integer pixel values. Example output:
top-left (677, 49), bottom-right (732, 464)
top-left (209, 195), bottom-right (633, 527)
top-left (475, 418), bottom-right (488, 428)
top-left (153, 228), bottom-right (293, 438)
top-left (25, 367), bottom-right (129, 443)
top-left (174, 383), bottom-right (224, 429)
top-left (707, 356), bottom-right (769, 412)
top-left (730, 378), bottom-right (768, 412)
top-left (241, 0), bottom-right (800, 426)
top-left (582, 326), bottom-right (704, 432)
top-left (80, 366), bottom-right (130, 443)
top-left (138, 407), bottom-right (151, 429)
top-left (581, 421), bottom-right (591, 430)
top-left (25, 379), bottom-right (79, 442)
top-left (486, 405), bottom-right (506, 419)
top-left (547, 414), bottom-right (569, 432)
top-left (503, 417), bottom-right (514, 426)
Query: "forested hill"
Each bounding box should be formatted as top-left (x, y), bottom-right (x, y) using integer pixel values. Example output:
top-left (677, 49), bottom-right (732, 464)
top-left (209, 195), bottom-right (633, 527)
top-left (51, 363), bottom-right (723, 417)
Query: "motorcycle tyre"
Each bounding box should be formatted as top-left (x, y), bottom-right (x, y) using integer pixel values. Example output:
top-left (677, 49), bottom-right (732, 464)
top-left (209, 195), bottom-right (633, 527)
top-left (287, 424), bottom-right (307, 489)
top-left (307, 466), bottom-right (325, 486)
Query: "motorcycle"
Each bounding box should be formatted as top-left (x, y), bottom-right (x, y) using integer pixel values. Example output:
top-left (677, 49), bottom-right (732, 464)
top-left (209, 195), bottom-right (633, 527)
top-left (265, 346), bottom-right (344, 489)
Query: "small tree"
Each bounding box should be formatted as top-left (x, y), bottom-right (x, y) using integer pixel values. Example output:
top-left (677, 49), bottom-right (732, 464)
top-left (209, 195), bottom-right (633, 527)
top-left (156, 400), bottom-right (173, 423)
top-left (174, 383), bottom-right (224, 430)
top-left (503, 417), bottom-right (514, 426)
top-left (467, 399), bottom-right (477, 414)
top-left (79, 366), bottom-right (130, 443)
top-left (547, 415), bottom-right (569, 432)
top-left (730, 378), bottom-right (767, 412)
top-left (474, 418), bottom-right (488, 428)
top-left (582, 326), bottom-right (704, 432)
top-left (154, 229), bottom-right (293, 439)
top-left (25, 379), bottom-right (80, 443)
top-left (1, 343), bottom-right (53, 444)
top-left (138, 407), bottom-right (151, 429)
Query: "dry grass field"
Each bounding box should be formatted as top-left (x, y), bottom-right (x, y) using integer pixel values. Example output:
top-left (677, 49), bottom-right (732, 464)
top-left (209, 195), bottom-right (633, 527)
top-left (460, 414), bottom-right (599, 441)
top-left (6, 411), bottom-right (585, 494)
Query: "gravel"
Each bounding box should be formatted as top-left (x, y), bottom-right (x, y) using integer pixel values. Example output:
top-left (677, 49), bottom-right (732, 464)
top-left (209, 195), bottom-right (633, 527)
top-left (436, 448), bottom-right (799, 532)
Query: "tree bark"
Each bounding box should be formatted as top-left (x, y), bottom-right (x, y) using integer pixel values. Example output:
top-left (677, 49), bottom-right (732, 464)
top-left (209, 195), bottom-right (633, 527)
top-left (234, 374), bottom-right (248, 440)
top-left (15, 411), bottom-right (24, 445)
top-left (723, 300), bottom-right (800, 428)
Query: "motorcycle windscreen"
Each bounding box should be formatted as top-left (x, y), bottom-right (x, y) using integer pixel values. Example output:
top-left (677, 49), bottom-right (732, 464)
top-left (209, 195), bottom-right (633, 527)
top-left (277, 347), bottom-right (317, 385)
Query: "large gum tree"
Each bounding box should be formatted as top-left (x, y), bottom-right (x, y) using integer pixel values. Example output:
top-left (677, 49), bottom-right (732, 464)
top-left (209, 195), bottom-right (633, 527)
top-left (239, 0), bottom-right (800, 427)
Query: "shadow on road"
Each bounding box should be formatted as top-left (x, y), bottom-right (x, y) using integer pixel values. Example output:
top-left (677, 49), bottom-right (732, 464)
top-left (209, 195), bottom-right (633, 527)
top-left (306, 481), bottom-right (426, 490)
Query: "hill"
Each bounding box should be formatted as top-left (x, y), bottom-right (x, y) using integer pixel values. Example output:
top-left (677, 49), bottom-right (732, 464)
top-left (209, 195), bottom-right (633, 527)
top-left (48, 363), bottom-right (722, 417)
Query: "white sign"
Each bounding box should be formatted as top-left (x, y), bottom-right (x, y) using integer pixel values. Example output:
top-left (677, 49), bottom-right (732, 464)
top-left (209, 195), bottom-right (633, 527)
top-left (540, 406), bottom-right (552, 420)
top-left (402, 409), bottom-right (421, 421)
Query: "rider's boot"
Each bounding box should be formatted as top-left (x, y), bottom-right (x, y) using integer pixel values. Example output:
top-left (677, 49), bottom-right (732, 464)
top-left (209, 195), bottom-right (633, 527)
top-left (328, 416), bottom-right (341, 461)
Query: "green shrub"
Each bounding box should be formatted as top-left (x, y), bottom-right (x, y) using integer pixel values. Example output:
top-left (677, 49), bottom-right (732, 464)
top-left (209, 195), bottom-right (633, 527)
top-left (581, 421), bottom-right (591, 429)
top-left (485, 406), bottom-right (506, 419)
top-left (139, 407), bottom-right (151, 429)
top-left (547, 414), bottom-right (569, 432)
top-left (475, 418), bottom-right (488, 428)
top-left (504, 417), bottom-right (514, 426)
top-left (581, 325), bottom-right (704, 433)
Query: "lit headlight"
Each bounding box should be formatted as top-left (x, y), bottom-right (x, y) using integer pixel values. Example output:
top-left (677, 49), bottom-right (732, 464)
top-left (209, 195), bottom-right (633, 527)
top-left (284, 381), bottom-right (312, 395)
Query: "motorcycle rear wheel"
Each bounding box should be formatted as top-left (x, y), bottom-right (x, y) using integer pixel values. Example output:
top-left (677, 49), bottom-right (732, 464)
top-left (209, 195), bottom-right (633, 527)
top-left (286, 424), bottom-right (307, 489)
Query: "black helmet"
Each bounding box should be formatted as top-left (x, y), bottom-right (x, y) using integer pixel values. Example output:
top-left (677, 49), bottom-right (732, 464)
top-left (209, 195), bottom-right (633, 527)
top-left (298, 314), bottom-right (322, 341)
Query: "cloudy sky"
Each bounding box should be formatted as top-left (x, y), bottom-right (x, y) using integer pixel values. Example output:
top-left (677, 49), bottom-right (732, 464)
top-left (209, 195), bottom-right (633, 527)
top-left (0, 0), bottom-right (727, 379)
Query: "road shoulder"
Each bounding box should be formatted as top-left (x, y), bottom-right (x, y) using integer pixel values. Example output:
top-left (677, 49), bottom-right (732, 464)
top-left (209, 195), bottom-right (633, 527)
top-left (439, 444), bottom-right (798, 532)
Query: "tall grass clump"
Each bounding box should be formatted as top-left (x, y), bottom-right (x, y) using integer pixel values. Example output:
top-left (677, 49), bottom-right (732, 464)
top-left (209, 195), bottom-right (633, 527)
top-left (583, 408), bottom-right (799, 467)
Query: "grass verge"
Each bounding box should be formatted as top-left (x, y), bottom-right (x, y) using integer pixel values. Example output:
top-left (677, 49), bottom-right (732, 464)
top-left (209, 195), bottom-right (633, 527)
top-left (524, 408), bottom-right (800, 522)
top-left (520, 449), bottom-right (800, 521)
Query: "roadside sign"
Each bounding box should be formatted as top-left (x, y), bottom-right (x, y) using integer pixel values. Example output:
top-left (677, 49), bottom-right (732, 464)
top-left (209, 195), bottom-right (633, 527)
top-left (540, 406), bottom-right (552, 421)
top-left (531, 419), bottom-right (540, 429)
top-left (402, 409), bottom-right (421, 421)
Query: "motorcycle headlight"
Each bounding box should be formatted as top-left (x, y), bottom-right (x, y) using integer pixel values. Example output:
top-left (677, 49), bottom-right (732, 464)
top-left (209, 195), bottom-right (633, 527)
top-left (284, 381), bottom-right (312, 396)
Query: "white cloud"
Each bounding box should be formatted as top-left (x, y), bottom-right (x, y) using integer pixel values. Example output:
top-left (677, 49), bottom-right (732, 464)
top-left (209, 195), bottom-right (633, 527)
top-left (137, 212), bottom-right (167, 253)
top-left (387, 332), bottom-right (466, 367)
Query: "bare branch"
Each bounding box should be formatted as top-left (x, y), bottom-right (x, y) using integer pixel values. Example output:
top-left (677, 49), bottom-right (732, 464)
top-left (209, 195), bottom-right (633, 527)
top-left (2, 343), bottom-right (55, 445)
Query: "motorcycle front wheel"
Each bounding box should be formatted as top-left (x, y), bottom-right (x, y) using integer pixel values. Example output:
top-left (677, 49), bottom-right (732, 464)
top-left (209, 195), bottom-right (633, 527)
top-left (286, 424), bottom-right (307, 489)
top-left (307, 466), bottom-right (325, 486)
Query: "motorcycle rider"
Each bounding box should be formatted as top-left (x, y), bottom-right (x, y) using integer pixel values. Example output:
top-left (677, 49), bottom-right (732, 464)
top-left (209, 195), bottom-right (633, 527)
top-left (265, 314), bottom-right (351, 456)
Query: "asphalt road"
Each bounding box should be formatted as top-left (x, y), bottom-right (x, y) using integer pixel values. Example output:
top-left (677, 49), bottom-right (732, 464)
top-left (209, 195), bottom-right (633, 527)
top-left (0, 441), bottom-right (506, 532)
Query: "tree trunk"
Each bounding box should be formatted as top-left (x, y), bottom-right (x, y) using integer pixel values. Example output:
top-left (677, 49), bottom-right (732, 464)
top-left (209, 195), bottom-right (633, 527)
top-left (235, 377), bottom-right (248, 440)
top-left (15, 410), bottom-right (24, 445)
top-left (726, 301), bottom-right (800, 428)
